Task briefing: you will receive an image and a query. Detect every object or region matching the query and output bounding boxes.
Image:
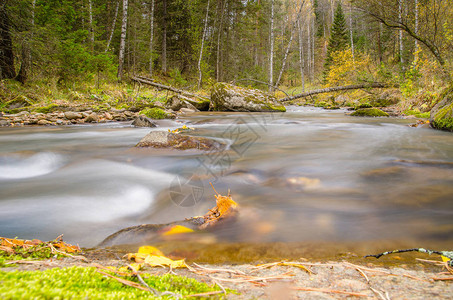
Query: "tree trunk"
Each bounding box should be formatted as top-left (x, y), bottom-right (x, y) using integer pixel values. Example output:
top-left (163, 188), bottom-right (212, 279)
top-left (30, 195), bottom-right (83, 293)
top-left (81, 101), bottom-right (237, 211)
top-left (162, 0), bottom-right (167, 74)
top-left (105, 0), bottom-right (119, 52)
top-left (149, 0), bottom-right (155, 76)
top-left (414, 0), bottom-right (418, 62)
top-left (88, 0), bottom-right (95, 52)
top-left (280, 83), bottom-right (393, 102)
top-left (0, 4), bottom-right (16, 80)
top-left (216, 0), bottom-right (226, 82)
top-left (117, 0), bottom-right (128, 81)
top-left (268, 0), bottom-right (275, 93)
top-left (307, 19), bottom-right (311, 82)
top-left (398, 0), bottom-right (404, 67)
top-left (275, 1), bottom-right (305, 89)
top-left (349, 2), bottom-right (354, 62)
top-left (197, 0), bottom-right (210, 89)
top-left (297, 19), bottom-right (305, 92)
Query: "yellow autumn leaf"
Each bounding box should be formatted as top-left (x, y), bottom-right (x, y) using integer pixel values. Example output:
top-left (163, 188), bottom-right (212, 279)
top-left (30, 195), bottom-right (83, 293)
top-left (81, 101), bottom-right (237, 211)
top-left (144, 255), bottom-right (187, 268)
top-left (441, 255), bottom-right (451, 263)
top-left (162, 225), bottom-right (194, 236)
top-left (127, 253), bottom-right (151, 263)
top-left (138, 246), bottom-right (164, 256)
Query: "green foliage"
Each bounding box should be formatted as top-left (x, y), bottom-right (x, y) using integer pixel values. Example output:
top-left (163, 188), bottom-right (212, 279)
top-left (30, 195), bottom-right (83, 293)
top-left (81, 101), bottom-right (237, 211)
top-left (168, 68), bottom-right (188, 88)
top-left (34, 104), bottom-right (58, 114)
top-left (323, 2), bottom-right (349, 81)
top-left (140, 107), bottom-right (168, 119)
top-left (0, 266), bottom-right (223, 299)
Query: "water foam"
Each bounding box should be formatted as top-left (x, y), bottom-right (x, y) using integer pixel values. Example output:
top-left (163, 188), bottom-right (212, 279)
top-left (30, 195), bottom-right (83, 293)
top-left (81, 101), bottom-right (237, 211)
top-left (0, 152), bottom-right (64, 179)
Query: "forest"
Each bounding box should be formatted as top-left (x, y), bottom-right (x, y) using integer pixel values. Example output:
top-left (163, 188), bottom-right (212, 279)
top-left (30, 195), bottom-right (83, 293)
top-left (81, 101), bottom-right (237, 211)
top-left (1, 0), bottom-right (452, 114)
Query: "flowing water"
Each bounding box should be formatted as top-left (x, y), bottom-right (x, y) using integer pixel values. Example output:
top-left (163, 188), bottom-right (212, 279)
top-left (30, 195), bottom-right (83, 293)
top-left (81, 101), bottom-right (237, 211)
top-left (1, 107), bottom-right (453, 258)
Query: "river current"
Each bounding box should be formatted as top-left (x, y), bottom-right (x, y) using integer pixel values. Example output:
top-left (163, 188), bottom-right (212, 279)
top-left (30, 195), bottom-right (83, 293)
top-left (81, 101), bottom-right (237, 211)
top-left (1, 107), bottom-right (452, 253)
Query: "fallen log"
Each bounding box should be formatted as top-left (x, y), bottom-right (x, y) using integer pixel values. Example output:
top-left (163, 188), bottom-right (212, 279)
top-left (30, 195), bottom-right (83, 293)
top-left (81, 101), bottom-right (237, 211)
top-left (279, 82), bottom-right (394, 102)
top-left (131, 76), bottom-right (206, 100)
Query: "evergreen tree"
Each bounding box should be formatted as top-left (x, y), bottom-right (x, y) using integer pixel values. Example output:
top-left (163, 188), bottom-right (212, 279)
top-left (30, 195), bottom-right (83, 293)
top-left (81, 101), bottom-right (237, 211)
top-left (323, 2), bottom-right (349, 82)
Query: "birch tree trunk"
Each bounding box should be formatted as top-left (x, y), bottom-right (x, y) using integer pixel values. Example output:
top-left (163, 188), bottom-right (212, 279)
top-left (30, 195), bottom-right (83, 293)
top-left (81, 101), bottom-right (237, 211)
top-left (197, 0), bottom-right (210, 89)
top-left (349, 2), bottom-right (354, 62)
top-left (398, 0), bottom-right (404, 67)
top-left (216, 0), bottom-right (226, 82)
top-left (162, 0), bottom-right (167, 73)
top-left (269, 0), bottom-right (275, 93)
top-left (149, 0), bottom-right (155, 76)
top-left (297, 19), bottom-right (305, 92)
top-left (117, 0), bottom-right (129, 81)
top-left (274, 1), bottom-right (305, 89)
top-left (414, 0), bottom-right (418, 62)
top-left (105, 0), bottom-right (119, 52)
top-left (307, 19), bottom-right (311, 82)
top-left (88, 0), bottom-right (95, 52)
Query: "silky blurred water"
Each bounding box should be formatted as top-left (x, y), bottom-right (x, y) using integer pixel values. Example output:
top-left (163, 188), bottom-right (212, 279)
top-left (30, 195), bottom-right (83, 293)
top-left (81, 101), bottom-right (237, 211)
top-left (0, 107), bottom-right (452, 248)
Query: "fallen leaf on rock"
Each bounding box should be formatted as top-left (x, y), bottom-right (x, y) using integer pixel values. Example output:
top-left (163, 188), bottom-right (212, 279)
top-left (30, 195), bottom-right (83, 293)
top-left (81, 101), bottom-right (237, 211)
top-left (161, 225), bottom-right (194, 236)
top-left (126, 246), bottom-right (187, 268)
top-left (144, 255), bottom-right (186, 268)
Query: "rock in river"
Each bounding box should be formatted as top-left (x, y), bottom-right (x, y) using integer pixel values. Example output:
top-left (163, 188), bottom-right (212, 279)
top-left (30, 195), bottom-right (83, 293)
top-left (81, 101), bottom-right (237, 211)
top-left (430, 83), bottom-right (453, 132)
top-left (136, 131), bottom-right (224, 151)
top-left (131, 115), bottom-right (158, 127)
top-left (210, 82), bottom-right (286, 112)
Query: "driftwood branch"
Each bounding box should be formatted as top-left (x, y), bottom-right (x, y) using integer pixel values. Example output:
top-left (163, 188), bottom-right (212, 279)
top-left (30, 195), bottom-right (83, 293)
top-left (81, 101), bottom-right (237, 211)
top-left (279, 82), bottom-right (394, 102)
top-left (232, 78), bottom-right (289, 97)
top-left (131, 76), bottom-right (204, 99)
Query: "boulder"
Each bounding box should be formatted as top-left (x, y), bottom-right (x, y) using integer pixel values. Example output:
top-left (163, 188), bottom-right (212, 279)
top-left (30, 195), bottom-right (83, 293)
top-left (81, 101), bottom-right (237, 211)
top-left (350, 108), bottom-right (389, 117)
top-left (37, 119), bottom-right (52, 126)
top-left (166, 95), bottom-right (208, 111)
top-left (64, 111), bottom-right (83, 120)
top-left (136, 131), bottom-right (224, 151)
top-left (430, 84), bottom-right (453, 132)
top-left (131, 115), bottom-right (158, 127)
top-left (210, 82), bottom-right (286, 112)
top-left (85, 112), bottom-right (99, 123)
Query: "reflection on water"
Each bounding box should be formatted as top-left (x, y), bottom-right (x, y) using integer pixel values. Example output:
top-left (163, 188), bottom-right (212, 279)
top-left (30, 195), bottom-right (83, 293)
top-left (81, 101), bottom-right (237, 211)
top-left (0, 107), bottom-right (452, 252)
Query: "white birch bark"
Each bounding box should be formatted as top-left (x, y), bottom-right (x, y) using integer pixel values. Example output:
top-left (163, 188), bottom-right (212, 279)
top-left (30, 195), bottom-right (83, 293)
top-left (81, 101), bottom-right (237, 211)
top-left (197, 0), bottom-right (210, 89)
top-left (149, 0), bottom-right (155, 76)
top-left (307, 19), bottom-right (311, 82)
top-left (105, 0), bottom-right (119, 52)
top-left (274, 1), bottom-right (305, 89)
top-left (269, 0), bottom-right (274, 92)
top-left (349, 2), bottom-right (354, 62)
top-left (88, 0), bottom-right (95, 52)
top-left (297, 19), bottom-right (305, 92)
top-left (398, 0), bottom-right (404, 66)
top-left (117, 0), bottom-right (128, 80)
top-left (414, 0), bottom-right (418, 62)
top-left (216, 0), bottom-right (226, 82)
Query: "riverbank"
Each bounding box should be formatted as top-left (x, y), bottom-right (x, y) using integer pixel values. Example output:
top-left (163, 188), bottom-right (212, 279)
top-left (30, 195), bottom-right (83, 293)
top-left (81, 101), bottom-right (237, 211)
top-left (2, 245), bottom-right (452, 299)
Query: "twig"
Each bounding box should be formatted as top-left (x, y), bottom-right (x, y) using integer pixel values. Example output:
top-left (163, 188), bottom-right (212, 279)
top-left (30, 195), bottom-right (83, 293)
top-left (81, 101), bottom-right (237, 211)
top-left (127, 264), bottom-right (159, 295)
top-left (208, 274), bottom-right (293, 283)
top-left (292, 287), bottom-right (367, 297)
top-left (5, 260), bottom-right (57, 266)
top-left (97, 270), bottom-right (150, 292)
top-left (192, 262), bottom-right (246, 275)
top-left (432, 277), bottom-right (453, 281)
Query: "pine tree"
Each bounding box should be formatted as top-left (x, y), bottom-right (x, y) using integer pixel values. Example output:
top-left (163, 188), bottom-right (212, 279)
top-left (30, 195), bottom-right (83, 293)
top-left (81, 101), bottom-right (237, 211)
top-left (323, 2), bottom-right (349, 82)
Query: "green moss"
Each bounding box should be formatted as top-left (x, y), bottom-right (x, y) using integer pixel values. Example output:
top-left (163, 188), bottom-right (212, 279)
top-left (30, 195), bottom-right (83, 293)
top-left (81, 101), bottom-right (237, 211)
top-left (140, 107), bottom-right (168, 119)
top-left (33, 104), bottom-right (59, 114)
top-left (0, 266), bottom-right (225, 299)
top-left (350, 108), bottom-right (389, 117)
top-left (432, 102), bottom-right (453, 131)
top-left (404, 109), bottom-right (430, 119)
top-left (355, 103), bottom-right (372, 109)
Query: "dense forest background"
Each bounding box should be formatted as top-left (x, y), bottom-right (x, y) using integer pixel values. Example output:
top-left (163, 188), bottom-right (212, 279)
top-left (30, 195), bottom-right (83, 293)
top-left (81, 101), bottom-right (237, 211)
top-left (1, 0), bottom-right (452, 111)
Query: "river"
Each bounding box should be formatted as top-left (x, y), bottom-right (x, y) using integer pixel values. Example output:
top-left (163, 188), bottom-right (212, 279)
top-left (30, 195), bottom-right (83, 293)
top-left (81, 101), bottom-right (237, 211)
top-left (1, 107), bottom-right (452, 259)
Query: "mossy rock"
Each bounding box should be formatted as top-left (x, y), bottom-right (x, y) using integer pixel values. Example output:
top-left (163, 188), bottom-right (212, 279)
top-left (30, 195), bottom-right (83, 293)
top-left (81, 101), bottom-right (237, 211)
top-left (33, 104), bottom-right (59, 114)
top-left (430, 83), bottom-right (453, 131)
top-left (0, 95), bottom-right (34, 111)
top-left (350, 108), bottom-right (389, 117)
top-left (139, 107), bottom-right (171, 119)
top-left (355, 103), bottom-right (372, 109)
top-left (210, 82), bottom-right (286, 112)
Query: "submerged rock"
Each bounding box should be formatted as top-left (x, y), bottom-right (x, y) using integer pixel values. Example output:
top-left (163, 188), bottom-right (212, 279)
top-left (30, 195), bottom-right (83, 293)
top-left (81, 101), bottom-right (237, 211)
top-left (350, 108), bottom-right (389, 117)
top-left (430, 83), bottom-right (453, 132)
top-left (210, 82), bottom-right (286, 112)
top-left (136, 131), bottom-right (224, 151)
top-left (131, 115), bottom-right (158, 127)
